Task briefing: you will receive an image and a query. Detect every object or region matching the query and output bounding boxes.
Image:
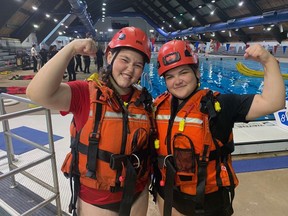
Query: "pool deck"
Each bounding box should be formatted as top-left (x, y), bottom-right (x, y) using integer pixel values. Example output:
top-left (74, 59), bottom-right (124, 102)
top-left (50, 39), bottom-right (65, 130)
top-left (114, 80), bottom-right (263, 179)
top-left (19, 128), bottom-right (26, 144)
top-left (1, 58), bottom-right (288, 215)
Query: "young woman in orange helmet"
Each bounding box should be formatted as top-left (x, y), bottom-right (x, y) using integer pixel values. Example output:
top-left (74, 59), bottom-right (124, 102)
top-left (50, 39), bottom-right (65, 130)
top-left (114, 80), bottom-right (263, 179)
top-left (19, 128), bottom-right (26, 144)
top-left (152, 40), bottom-right (285, 216)
top-left (27, 27), bottom-right (155, 216)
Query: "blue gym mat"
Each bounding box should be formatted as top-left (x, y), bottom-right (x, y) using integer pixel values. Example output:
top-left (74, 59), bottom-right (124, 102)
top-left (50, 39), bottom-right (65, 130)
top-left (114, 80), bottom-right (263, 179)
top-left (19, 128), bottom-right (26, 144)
top-left (0, 126), bottom-right (63, 155)
top-left (233, 155), bottom-right (288, 173)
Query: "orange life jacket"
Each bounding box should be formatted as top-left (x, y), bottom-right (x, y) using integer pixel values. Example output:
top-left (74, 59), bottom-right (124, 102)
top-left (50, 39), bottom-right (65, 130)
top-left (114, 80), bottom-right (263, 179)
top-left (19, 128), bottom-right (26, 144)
top-left (153, 89), bottom-right (237, 212)
top-left (61, 80), bottom-right (155, 215)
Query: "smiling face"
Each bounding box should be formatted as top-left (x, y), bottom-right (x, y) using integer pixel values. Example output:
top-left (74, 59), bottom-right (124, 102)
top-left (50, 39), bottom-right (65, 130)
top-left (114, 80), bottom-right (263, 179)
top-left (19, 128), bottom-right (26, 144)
top-left (164, 65), bottom-right (199, 100)
top-left (107, 48), bottom-right (144, 94)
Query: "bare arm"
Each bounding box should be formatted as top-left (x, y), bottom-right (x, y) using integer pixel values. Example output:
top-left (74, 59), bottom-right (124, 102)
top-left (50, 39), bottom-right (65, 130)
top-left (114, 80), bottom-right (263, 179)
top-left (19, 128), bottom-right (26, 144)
top-left (26, 38), bottom-right (96, 111)
top-left (245, 44), bottom-right (286, 120)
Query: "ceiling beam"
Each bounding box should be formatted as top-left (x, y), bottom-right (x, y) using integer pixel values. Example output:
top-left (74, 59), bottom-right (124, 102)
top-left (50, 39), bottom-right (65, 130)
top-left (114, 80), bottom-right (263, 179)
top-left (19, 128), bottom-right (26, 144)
top-left (157, 0), bottom-right (190, 29)
top-left (203, 2), bottom-right (250, 43)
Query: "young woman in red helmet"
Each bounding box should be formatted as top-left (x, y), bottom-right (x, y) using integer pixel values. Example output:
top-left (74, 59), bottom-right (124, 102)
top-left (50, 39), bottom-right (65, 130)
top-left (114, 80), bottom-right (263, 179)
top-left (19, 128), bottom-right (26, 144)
top-left (152, 40), bottom-right (285, 215)
top-left (27, 27), bottom-right (155, 216)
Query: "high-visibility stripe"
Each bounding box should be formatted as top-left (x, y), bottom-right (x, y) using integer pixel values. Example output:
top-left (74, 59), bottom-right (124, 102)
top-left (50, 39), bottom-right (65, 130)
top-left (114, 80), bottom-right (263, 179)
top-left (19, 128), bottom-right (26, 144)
top-left (156, 114), bottom-right (203, 124)
top-left (105, 111), bottom-right (148, 120)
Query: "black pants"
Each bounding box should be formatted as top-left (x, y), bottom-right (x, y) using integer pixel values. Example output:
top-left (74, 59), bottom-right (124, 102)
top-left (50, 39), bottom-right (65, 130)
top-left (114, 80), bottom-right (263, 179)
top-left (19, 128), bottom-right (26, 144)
top-left (84, 58), bottom-right (90, 73)
top-left (75, 60), bottom-right (83, 71)
top-left (67, 64), bottom-right (76, 81)
top-left (32, 56), bottom-right (38, 72)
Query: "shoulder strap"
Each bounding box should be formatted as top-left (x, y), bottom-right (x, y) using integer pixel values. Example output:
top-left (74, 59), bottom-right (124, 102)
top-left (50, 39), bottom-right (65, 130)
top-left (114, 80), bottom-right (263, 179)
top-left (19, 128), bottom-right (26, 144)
top-left (86, 89), bottom-right (103, 179)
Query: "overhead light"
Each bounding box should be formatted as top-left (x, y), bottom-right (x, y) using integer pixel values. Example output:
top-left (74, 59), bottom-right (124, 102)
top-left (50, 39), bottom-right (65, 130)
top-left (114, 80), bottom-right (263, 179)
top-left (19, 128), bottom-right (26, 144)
top-left (238, 1), bottom-right (244, 7)
top-left (279, 24), bottom-right (283, 32)
top-left (32, 6), bottom-right (38, 11)
top-left (33, 24), bottom-right (39, 28)
top-left (45, 14), bottom-right (50, 18)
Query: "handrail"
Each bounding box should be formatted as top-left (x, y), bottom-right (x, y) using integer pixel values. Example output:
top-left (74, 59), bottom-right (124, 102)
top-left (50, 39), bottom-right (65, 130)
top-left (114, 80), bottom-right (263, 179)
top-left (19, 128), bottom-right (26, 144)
top-left (0, 93), bottom-right (62, 216)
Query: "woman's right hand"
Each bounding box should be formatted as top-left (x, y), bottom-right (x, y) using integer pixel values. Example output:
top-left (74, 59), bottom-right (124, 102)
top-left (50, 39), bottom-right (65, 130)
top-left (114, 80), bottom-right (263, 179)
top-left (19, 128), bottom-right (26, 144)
top-left (70, 38), bottom-right (97, 57)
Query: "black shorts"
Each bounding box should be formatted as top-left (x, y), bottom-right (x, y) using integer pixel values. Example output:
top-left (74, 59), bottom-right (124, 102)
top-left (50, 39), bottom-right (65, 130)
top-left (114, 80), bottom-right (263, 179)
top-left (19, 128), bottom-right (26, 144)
top-left (158, 187), bottom-right (234, 216)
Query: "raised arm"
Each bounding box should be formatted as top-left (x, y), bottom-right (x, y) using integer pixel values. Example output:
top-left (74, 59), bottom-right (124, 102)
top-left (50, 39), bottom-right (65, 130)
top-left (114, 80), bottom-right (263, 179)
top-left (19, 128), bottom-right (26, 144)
top-left (26, 38), bottom-right (96, 111)
top-left (245, 44), bottom-right (286, 120)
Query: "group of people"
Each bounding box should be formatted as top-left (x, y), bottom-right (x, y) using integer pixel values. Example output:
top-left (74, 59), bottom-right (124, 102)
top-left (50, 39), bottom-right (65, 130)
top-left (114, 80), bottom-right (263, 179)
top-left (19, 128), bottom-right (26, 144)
top-left (26, 26), bottom-right (285, 216)
top-left (30, 44), bottom-right (58, 72)
top-left (31, 41), bottom-right (104, 82)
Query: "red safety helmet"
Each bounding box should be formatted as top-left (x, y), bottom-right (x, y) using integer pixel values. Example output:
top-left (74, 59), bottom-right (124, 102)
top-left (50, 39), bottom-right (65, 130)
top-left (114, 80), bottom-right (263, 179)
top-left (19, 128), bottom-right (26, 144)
top-left (157, 40), bottom-right (198, 76)
top-left (106, 27), bottom-right (151, 63)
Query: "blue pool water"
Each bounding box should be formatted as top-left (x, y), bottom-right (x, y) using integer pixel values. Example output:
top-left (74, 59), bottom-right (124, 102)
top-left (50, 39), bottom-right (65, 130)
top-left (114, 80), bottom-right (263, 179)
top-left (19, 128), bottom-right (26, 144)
top-left (141, 56), bottom-right (288, 120)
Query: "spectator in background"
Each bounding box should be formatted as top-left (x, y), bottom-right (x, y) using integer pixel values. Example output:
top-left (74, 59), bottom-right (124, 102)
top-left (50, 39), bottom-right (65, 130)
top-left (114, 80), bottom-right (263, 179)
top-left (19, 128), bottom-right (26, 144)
top-left (39, 47), bottom-right (48, 67)
top-left (48, 45), bottom-right (58, 60)
top-left (30, 44), bottom-right (38, 72)
top-left (83, 55), bottom-right (91, 74)
top-left (95, 46), bottom-right (104, 72)
top-left (67, 55), bottom-right (76, 81)
top-left (75, 54), bottom-right (83, 72)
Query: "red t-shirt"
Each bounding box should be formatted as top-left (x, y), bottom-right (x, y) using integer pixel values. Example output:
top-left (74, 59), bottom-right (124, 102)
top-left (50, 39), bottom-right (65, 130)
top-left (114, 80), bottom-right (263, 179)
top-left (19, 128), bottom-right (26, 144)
top-left (61, 81), bottom-right (145, 205)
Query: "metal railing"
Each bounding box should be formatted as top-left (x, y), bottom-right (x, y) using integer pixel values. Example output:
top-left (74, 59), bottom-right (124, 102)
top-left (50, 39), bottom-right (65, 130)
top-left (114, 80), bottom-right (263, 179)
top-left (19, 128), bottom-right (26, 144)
top-left (0, 93), bottom-right (62, 216)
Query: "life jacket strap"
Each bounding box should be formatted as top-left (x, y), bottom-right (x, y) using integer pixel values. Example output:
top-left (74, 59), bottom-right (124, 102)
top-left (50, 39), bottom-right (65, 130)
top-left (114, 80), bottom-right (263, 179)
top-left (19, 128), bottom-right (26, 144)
top-left (163, 157), bottom-right (176, 216)
top-left (195, 144), bottom-right (209, 204)
top-left (119, 159), bottom-right (137, 216)
top-left (86, 90), bottom-right (103, 179)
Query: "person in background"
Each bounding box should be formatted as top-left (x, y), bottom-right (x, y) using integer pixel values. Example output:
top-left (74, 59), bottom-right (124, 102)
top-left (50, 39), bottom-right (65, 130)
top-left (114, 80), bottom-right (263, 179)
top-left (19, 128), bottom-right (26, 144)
top-left (83, 54), bottom-right (91, 74)
top-left (39, 47), bottom-right (48, 67)
top-left (30, 44), bottom-right (38, 72)
top-left (67, 54), bottom-right (76, 81)
top-left (75, 54), bottom-right (83, 72)
top-left (48, 45), bottom-right (58, 60)
top-left (95, 46), bottom-right (104, 72)
top-left (26, 26), bottom-right (155, 216)
top-left (151, 40), bottom-right (285, 216)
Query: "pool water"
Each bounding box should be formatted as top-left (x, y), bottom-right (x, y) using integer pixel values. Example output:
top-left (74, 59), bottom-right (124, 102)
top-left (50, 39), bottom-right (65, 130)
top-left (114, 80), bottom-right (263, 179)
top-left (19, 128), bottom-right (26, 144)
top-left (141, 56), bottom-right (288, 120)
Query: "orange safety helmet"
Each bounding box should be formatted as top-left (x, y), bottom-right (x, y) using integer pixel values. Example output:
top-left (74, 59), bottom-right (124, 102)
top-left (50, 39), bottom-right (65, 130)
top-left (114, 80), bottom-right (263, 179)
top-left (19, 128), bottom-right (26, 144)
top-left (157, 40), bottom-right (198, 76)
top-left (106, 27), bottom-right (151, 63)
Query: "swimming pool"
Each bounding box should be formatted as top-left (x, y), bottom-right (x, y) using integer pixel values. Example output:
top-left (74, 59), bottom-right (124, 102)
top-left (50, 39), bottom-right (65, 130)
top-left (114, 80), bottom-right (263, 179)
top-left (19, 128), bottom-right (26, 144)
top-left (141, 55), bottom-right (288, 120)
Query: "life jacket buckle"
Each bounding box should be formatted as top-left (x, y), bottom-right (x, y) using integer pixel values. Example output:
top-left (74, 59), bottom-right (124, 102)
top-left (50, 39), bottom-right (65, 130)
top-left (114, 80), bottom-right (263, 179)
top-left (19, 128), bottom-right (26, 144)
top-left (130, 153), bottom-right (140, 169)
top-left (109, 154), bottom-right (127, 170)
top-left (89, 132), bottom-right (100, 143)
top-left (163, 154), bottom-right (173, 167)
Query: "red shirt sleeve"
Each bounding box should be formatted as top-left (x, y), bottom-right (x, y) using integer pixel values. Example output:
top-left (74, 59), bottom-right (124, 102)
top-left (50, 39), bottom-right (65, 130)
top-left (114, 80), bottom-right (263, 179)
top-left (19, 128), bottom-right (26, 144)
top-left (60, 81), bottom-right (90, 131)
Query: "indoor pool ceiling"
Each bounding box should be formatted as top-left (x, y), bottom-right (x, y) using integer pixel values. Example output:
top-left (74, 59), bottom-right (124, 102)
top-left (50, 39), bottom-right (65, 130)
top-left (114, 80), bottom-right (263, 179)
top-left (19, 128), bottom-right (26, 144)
top-left (1, 0), bottom-right (288, 44)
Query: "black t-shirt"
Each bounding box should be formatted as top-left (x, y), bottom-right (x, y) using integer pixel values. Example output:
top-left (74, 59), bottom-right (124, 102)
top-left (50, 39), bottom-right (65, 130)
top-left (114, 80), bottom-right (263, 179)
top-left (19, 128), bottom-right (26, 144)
top-left (211, 93), bottom-right (255, 144)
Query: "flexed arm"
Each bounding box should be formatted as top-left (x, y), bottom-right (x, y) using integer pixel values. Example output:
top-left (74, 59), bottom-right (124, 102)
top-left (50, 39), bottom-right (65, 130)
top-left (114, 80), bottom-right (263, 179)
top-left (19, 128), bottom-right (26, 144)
top-left (26, 39), bottom-right (96, 111)
top-left (245, 44), bottom-right (286, 120)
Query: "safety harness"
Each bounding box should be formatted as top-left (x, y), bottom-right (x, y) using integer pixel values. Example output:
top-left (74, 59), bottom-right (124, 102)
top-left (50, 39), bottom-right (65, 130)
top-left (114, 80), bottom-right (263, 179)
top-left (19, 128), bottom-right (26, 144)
top-left (152, 90), bottom-right (236, 216)
top-left (61, 81), bottom-right (155, 216)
